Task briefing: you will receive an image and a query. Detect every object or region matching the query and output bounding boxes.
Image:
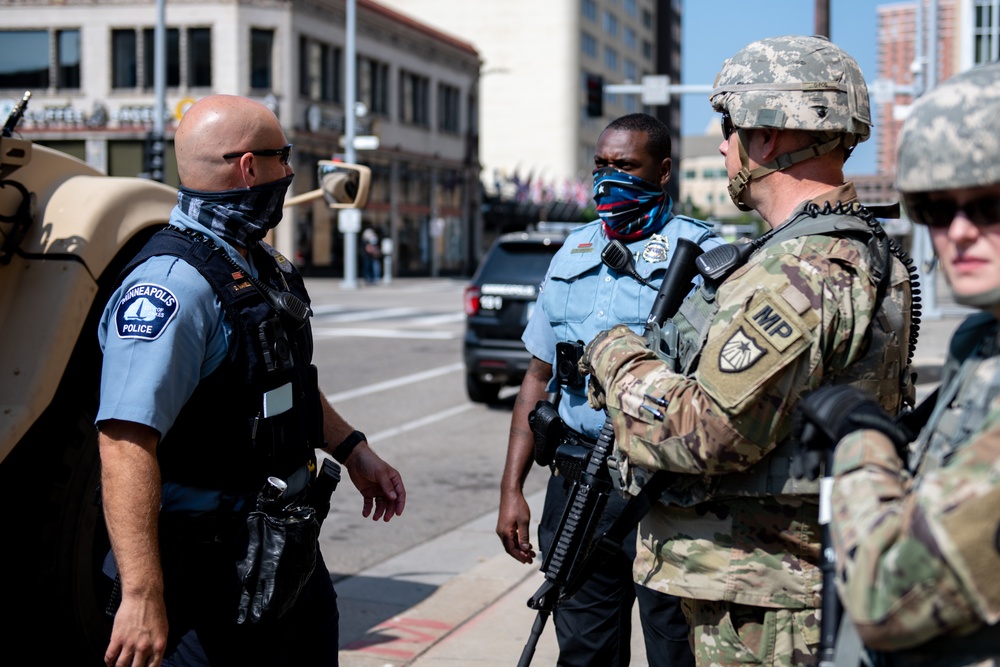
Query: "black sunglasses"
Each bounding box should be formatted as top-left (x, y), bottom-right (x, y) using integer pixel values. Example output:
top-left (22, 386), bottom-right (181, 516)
top-left (222, 143), bottom-right (293, 165)
top-left (903, 193), bottom-right (1000, 228)
top-left (721, 113), bottom-right (736, 140)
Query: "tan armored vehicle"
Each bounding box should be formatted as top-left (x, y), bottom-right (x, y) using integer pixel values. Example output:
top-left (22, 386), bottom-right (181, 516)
top-left (0, 92), bottom-right (369, 662)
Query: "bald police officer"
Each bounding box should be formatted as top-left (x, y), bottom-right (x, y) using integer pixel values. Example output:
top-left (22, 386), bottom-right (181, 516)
top-left (579, 36), bottom-right (918, 666)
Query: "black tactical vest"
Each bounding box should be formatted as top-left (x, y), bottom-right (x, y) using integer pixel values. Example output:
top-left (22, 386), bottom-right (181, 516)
top-left (118, 226), bottom-right (323, 494)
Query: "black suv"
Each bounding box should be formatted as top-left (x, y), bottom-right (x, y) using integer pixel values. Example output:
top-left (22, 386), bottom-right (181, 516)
top-left (462, 225), bottom-right (572, 403)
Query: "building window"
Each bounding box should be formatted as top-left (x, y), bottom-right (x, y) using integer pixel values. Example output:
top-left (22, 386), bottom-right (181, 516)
top-left (0, 31), bottom-right (49, 89)
top-left (603, 11), bottom-right (619, 37)
top-left (358, 56), bottom-right (389, 115)
top-left (57, 30), bottom-right (81, 89)
top-left (581, 0), bottom-right (597, 22)
top-left (250, 28), bottom-right (274, 90)
top-left (642, 8), bottom-right (653, 28)
top-left (400, 70), bottom-right (429, 126)
top-left (112, 29), bottom-right (138, 89)
top-left (623, 59), bottom-right (637, 81)
top-left (604, 46), bottom-right (619, 71)
top-left (624, 0), bottom-right (637, 18)
top-left (438, 82), bottom-right (461, 134)
top-left (113, 27), bottom-right (207, 90)
top-left (0, 29), bottom-right (83, 91)
top-left (299, 37), bottom-right (337, 102)
top-left (581, 31), bottom-right (597, 58)
top-left (642, 40), bottom-right (653, 60)
top-left (975, 0), bottom-right (999, 64)
top-left (142, 28), bottom-right (180, 89)
top-left (624, 26), bottom-right (637, 50)
top-left (188, 28), bottom-right (212, 87)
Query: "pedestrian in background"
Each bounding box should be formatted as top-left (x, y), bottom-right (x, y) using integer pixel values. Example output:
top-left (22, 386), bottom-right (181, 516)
top-left (579, 36), bottom-right (918, 666)
top-left (498, 112), bottom-right (720, 666)
top-left (362, 227), bottom-right (382, 284)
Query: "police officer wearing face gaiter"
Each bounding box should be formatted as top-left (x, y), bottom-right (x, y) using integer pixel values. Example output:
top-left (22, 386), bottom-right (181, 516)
top-left (97, 95), bottom-right (406, 667)
top-left (498, 113), bottom-right (723, 667)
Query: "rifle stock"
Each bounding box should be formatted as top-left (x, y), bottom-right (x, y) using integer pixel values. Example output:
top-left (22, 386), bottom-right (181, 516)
top-left (517, 237), bottom-right (704, 667)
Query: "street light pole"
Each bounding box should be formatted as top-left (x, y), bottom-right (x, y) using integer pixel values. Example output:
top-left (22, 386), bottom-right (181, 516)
top-left (341, 0), bottom-right (359, 289)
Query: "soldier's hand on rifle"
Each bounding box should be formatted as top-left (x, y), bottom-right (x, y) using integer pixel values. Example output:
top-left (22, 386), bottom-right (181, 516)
top-left (578, 324), bottom-right (647, 410)
top-left (791, 385), bottom-right (909, 481)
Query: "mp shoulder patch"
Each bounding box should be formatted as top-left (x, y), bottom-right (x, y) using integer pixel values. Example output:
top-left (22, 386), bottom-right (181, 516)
top-left (114, 283), bottom-right (179, 340)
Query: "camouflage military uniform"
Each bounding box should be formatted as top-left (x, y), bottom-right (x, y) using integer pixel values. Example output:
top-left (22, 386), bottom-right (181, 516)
top-left (584, 183), bottom-right (913, 666)
top-left (831, 314), bottom-right (1000, 665)
top-left (827, 62), bottom-right (1000, 667)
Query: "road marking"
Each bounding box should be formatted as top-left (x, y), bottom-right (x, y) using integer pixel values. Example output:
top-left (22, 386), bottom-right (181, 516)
top-left (365, 403), bottom-right (474, 445)
top-left (312, 327), bottom-right (458, 340)
top-left (314, 306), bottom-right (422, 323)
top-left (325, 362), bottom-right (465, 403)
top-left (403, 312), bottom-right (465, 326)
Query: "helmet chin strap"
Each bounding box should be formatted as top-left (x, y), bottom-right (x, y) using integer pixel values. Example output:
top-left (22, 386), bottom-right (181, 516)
top-left (726, 128), bottom-right (844, 211)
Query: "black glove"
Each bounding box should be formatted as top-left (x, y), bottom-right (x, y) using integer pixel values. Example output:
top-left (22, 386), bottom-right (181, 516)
top-left (791, 385), bottom-right (909, 481)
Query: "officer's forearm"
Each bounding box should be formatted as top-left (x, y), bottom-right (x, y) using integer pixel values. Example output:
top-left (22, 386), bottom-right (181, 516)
top-left (501, 358), bottom-right (552, 494)
top-left (318, 390), bottom-right (356, 455)
top-left (98, 421), bottom-right (164, 598)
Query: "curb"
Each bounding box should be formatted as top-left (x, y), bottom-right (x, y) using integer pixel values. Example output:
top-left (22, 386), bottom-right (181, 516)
top-left (339, 551), bottom-right (539, 666)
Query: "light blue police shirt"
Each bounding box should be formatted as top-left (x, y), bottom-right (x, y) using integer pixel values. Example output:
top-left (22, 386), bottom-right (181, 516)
top-left (522, 217), bottom-right (723, 439)
top-left (96, 208), bottom-right (256, 438)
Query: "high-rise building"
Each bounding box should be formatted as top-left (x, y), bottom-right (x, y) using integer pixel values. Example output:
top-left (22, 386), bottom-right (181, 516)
top-left (373, 0), bottom-right (680, 215)
top-left (876, 0), bottom-right (956, 177)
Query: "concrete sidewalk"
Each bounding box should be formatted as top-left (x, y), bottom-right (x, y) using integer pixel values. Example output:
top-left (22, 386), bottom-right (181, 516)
top-left (338, 305), bottom-right (969, 667)
top-left (337, 487), bottom-right (647, 667)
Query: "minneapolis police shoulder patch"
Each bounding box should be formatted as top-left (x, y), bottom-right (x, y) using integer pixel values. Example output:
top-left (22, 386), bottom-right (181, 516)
top-left (114, 283), bottom-right (179, 340)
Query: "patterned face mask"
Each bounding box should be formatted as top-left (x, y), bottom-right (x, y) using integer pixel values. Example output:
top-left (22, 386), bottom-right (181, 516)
top-left (177, 174), bottom-right (295, 249)
top-left (592, 167), bottom-right (671, 241)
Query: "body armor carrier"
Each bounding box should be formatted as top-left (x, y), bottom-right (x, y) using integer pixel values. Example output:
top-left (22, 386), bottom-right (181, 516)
top-left (117, 227), bottom-right (324, 495)
top-left (652, 202), bottom-right (919, 499)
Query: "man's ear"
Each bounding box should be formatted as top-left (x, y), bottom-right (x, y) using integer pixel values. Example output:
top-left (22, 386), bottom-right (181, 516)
top-left (757, 128), bottom-right (783, 162)
top-left (238, 153), bottom-right (257, 188)
top-left (659, 157), bottom-right (672, 189)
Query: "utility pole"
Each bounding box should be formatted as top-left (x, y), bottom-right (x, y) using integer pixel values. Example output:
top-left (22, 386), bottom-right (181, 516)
top-left (340, 0), bottom-right (359, 289)
top-left (815, 0), bottom-right (830, 38)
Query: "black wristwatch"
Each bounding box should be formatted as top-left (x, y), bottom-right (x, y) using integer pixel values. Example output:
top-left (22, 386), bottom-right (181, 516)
top-left (332, 430), bottom-right (366, 463)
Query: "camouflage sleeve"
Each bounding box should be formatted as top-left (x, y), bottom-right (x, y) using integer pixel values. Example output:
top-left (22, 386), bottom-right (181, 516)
top-left (831, 425), bottom-right (1000, 651)
top-left (592, 241), bottom-right (867, 476)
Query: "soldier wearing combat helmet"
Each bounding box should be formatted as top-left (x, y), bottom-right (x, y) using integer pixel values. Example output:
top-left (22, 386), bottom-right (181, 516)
top-left (578, 35), bottom-right (919, 666)
top-left (796, 61), bottom-right (1000, 665)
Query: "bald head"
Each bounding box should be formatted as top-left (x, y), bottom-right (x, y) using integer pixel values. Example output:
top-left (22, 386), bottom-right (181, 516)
top-left (175, 95), bottom-right (289, 191)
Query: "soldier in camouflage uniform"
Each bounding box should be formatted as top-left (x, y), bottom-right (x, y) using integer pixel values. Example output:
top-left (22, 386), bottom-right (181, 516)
top-left (796, 62), bottom-right (1000, 666)
top-left (578, 35), bottom-right (917, 666)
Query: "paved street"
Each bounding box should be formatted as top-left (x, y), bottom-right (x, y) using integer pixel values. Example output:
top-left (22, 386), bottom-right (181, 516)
top-left (298, 277), bottom-right (549, 650)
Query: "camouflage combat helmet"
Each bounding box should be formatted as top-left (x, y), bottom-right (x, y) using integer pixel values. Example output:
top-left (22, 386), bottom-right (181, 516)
top-left (896, 61), bottom-right (1000, 194)
top-left (711, 35), bottom-right (873, 210)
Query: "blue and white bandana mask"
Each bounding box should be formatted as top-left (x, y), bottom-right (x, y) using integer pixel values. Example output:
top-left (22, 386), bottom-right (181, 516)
top-left (592, 167), bottom-right (672, 241)
top-left (176, 174), bottom-right (294, 249)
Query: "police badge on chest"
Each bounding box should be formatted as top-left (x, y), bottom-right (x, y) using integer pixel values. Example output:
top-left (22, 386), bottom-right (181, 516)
top-left (641, 234), bottom-right (669, 264)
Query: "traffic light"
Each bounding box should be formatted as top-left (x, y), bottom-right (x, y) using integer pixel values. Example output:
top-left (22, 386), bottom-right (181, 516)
top-left (585, 74), bottom-right (603, 118)
top-left (143, 131), bottom-right (166, 183)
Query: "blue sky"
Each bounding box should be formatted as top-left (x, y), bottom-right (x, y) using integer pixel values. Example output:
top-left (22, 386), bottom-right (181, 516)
top-left (681, 0), bottom-right (880, 175)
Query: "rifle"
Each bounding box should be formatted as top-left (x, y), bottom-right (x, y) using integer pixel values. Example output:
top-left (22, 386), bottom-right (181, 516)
top-left (516, 236), bottom-right (704, 667)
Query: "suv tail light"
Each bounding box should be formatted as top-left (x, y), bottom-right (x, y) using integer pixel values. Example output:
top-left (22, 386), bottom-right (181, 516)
top-left (463, 285), bottom-right (480, 316)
